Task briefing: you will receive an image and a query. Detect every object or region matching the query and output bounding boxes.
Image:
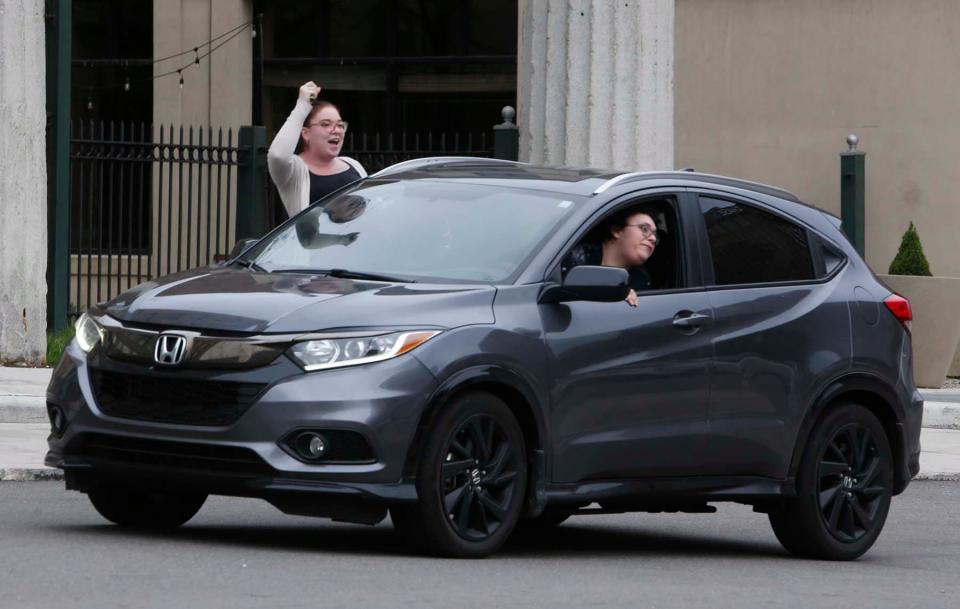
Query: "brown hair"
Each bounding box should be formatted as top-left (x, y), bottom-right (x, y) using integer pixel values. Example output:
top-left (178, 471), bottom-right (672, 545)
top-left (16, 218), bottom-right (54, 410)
top-left (295, 99), bottom-right (341, 154)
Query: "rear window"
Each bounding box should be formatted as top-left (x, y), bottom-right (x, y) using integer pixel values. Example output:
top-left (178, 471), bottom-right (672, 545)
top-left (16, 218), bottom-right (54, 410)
top-left (699, 197), bottom-right (815, 285)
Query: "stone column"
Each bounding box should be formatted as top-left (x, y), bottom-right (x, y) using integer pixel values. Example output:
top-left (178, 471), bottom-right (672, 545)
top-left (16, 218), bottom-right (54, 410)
top-left (517, 0), bottom-right (674, 170)
top-left (0, 0), bottom-right (48, 363)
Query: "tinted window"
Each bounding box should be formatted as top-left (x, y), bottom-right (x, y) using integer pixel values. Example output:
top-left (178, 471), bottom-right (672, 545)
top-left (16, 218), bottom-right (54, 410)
top-left (699, 197), bottom-right (814, 285)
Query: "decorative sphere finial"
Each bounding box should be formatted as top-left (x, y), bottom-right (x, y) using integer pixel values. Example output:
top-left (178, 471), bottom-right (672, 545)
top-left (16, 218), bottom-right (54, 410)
top-left (502, 106), bottom-right (516, 123)
top-left (846, 133), bottom-right (859, 151)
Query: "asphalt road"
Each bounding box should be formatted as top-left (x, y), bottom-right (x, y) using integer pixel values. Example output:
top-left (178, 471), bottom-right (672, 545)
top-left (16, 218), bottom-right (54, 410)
top-left (2, 481), bottom-right (958, 609)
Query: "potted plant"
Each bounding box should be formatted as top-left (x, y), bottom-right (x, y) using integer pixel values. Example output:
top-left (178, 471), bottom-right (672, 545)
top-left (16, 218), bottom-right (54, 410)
top-left (879, 223), bottom-right (960, 388)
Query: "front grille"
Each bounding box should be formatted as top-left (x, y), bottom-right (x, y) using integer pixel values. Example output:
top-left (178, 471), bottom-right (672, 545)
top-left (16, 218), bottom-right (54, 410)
top-left (90, 368), bottom-right (267, 426)
top-left (79, 433), bottom-right (273, 475)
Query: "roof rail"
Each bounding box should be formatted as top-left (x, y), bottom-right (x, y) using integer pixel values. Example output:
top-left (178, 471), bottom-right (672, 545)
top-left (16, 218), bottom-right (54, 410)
top-left (592, 170), bottom-right (800, 201)
top-left (371, 156), bottom-right (524, 178)
top-left (591, 172), bottom-right (661, 195)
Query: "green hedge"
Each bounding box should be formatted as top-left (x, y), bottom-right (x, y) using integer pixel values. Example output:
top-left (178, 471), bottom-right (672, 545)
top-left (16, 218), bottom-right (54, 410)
top-left (888, 222), bottom-right (932, 276)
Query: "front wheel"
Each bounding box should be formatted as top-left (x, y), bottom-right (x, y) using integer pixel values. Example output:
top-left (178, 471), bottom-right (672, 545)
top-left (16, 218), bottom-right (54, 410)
top-left (88, 486), bottom-right (207, 529)
top-left (769, 403), bottom-right (893, 560)
top-left (391, 392), bottom-right (527, 558)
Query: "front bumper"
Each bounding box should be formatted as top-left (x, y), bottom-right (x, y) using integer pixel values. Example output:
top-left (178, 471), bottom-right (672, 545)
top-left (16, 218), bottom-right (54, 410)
top-left (46, 341), bottom-right (439, 513)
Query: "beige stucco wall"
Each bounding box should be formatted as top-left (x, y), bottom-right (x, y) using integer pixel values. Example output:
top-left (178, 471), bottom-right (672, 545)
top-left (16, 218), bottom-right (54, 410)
top-left (675, 0), bottom-right (960, 276)
top-left (154, 0), bottom-right (253, 129)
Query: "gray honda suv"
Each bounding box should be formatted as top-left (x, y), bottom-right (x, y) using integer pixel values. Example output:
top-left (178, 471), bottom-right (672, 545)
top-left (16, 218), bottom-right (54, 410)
top-left (46, 158), bottom-right (922, 559)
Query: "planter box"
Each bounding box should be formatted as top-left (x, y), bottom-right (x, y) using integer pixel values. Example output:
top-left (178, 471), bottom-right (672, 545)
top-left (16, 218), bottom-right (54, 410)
top-left (879, 275), bottom-right (960, 388)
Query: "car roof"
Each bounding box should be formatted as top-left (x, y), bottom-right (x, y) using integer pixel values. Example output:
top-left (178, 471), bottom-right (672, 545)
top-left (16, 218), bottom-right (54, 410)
top-left (369, 157), bottom-right (801, 202)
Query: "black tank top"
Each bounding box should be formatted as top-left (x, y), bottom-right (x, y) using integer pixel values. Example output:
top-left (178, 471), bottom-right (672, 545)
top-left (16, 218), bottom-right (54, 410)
top-left (308, 166), bottom-right (361, 205)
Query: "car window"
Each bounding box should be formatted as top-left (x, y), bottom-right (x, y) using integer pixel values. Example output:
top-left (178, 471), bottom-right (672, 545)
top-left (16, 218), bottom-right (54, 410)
top-left (699, 196), bottom-right (814, 285)
top-left (247, 180), bottom-right (584, 284)
top-left (561, 196), bottom-right (684, 291)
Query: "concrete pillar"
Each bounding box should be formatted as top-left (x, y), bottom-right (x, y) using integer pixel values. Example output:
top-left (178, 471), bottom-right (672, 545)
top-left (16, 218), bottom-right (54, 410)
top-left (518, 0), bottom-right (674, 170)
top-left (0, 0), bottom-right (48, 363)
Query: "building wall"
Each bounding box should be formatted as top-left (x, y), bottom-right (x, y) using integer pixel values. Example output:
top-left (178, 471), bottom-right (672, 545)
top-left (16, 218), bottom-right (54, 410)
top-left (0, 0), bottom-right (47, 362)
top-left (517, 0), bottom-right (674, 170)
top-left (153, 0), bottom-right (253, 129)
top-left (675, 0), bottom-right (960, 276)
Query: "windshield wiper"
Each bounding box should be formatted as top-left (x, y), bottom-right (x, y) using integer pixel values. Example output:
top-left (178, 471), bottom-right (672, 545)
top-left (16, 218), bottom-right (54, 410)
top-left (234, 258), bottom-right (269, 273)
top-left (270, 268), bottom-right (416, 283)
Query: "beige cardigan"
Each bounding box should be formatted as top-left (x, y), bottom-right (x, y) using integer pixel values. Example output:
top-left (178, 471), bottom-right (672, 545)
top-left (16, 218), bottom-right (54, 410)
top-left (267, 98), bottom-right (367, 218)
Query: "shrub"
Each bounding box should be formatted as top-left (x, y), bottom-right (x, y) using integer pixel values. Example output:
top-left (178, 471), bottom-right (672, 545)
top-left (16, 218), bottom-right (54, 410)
top-left (46, 323), bottom-right (75, 366)
top-left (888, 222), bottom-right (932, 276)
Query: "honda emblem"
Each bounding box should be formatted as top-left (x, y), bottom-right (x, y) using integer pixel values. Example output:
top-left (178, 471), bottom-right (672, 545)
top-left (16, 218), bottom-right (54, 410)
top-left (154, 334), bottom-right (187, 366)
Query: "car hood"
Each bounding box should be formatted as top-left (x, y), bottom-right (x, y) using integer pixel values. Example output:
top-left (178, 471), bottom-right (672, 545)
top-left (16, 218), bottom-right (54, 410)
top-left (102, 267), bottom-right (496, 334)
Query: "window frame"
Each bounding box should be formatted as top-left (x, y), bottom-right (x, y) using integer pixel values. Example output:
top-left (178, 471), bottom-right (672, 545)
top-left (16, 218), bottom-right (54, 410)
top-left (543, 189), bottom-right (703, 296)
top-left (690, 191), bottom-right (845, 290)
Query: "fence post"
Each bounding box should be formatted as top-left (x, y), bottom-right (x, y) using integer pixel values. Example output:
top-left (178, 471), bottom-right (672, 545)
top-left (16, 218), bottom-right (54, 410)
top-left (45, 0), bottom-right (72, 332)
top-left (236, 125), bottom-right (267, 240)
top-left (494, 106), bottom-right (519, 161)
top-left (841, 133), bottom-right (866, 257)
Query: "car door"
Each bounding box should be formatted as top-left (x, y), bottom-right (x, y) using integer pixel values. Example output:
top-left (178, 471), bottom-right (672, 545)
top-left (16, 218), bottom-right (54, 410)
top-left (542, 191), bottom-right (715, 483)
top-left (692, 192), bottom-right (852, 479)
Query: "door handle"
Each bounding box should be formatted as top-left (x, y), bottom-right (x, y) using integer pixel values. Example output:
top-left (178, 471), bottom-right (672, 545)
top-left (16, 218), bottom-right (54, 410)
top-left (672, 312), bottom-right (711, 328)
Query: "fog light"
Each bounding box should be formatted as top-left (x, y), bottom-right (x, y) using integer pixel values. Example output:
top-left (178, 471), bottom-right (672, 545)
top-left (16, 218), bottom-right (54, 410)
top-left (47, 403), bottom-right (67, 436)
top-left (308, 435), bottom-right (326, 457)
top-left (295, 432), bottom-right (327, 460)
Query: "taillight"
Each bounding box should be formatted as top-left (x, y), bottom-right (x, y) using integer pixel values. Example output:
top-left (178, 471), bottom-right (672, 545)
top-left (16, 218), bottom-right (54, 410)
top-left (883, 294), bottom-right (912, 332)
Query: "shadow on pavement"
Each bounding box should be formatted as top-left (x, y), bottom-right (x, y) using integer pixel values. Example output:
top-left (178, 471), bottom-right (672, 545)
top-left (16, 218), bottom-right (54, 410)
top-left (49, 518), bottom-right (788, 560)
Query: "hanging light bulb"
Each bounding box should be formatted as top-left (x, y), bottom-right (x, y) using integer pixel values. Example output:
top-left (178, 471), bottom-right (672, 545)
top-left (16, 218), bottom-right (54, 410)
top-left (178, 70), bottom-right (184, 88)
top-left (123, 77), bottom-right (131, 92)
top-left (87, 95), bottom-right (93, 111)
top-left (251, 25), bottom-right (257, 39)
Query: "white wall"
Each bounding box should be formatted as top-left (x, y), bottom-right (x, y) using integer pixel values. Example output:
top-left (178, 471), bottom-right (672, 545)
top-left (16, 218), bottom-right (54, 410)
top-left (0, 0), bottom-right (48, 362)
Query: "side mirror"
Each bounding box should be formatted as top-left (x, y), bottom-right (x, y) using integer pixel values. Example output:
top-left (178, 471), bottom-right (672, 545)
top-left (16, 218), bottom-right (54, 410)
top-left (539, 265), bottom-right (630, 304)
top-left (224, 237), bottom-right (259, 262)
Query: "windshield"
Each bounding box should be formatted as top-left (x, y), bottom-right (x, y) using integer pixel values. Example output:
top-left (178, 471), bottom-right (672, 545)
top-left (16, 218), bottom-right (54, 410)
top-left (247, 180), bottom-right (582, 283)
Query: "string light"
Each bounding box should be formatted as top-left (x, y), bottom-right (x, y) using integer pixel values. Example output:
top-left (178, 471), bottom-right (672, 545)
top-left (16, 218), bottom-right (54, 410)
top-left (72, 16), bottom-right (257, 97)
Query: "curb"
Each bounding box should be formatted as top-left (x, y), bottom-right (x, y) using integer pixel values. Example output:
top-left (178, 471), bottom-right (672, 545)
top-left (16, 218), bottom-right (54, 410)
top-left (0, 468), bottom-right (64, 482)
top-left (0, 399), bottom-right (48, 424)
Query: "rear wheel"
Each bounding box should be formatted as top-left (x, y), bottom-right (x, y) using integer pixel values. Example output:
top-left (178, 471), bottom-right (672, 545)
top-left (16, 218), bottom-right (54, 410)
top-left (88, 486), bottom-right (207, 529)
top-left (391, 392), bottom-right (527, 557)
top-left (769, 403), bottom-right (893, 560)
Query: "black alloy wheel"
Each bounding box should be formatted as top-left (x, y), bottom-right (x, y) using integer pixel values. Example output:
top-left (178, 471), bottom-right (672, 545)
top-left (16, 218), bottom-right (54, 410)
top-left (391, 392), bottom-right (527, 557)
top-left (440, 413), bottom-right (521, 542)
top-left (816, 422), bottom-right (888, 542)
top-left (769, 402), bottom-right (893, 560)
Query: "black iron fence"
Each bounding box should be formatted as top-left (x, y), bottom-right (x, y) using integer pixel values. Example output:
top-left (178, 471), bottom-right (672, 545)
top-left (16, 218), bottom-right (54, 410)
top-left (69, 121), bottom-right (242, 317)
top-left (67, 116), bottom-right (507, 319)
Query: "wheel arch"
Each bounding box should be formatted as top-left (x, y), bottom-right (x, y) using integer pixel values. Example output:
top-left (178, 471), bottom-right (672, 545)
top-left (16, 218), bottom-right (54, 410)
top-left (790, 374), bottom-right (910, 495)
top-left (401, 365), bottom-right (548, 487)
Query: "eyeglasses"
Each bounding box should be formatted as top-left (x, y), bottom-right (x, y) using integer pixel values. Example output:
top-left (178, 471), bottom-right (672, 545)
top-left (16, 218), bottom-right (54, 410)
top-left (308, 120), bottom-right (349, 132)
top-left (624, 223), bottom-right (660, 244)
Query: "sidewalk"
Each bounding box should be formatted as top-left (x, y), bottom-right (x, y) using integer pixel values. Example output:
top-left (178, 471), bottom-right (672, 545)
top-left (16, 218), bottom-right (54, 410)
top-left (2, 366), bottom-right (960, 481)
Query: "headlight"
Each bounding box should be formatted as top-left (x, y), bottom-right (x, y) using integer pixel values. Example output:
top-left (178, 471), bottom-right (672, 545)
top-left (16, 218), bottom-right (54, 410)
top-left (75, 313), bottom-right (104, 353)
top-left (288, 330), bottom-right (440, 371)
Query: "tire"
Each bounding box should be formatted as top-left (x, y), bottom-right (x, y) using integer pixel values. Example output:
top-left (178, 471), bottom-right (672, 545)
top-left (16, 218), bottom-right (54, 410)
top-left (391, 391), bottom-right (527, 558)
top-left (88, 486), bottom-right (207, 529)
top-left (769, 402), bottom-right (893, 560)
